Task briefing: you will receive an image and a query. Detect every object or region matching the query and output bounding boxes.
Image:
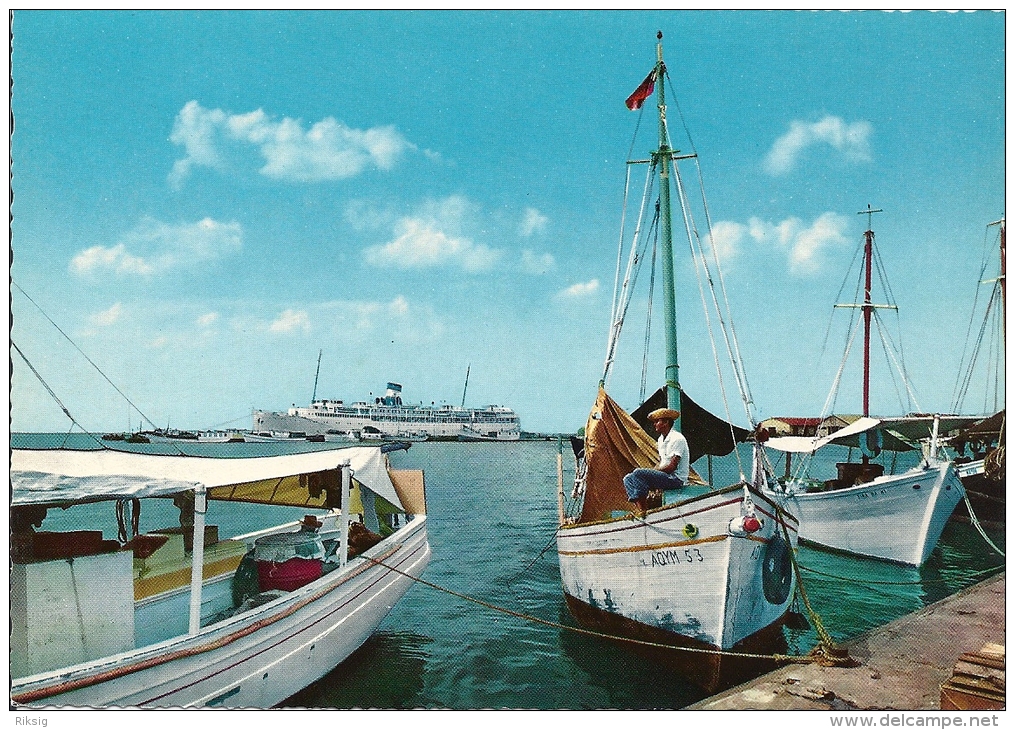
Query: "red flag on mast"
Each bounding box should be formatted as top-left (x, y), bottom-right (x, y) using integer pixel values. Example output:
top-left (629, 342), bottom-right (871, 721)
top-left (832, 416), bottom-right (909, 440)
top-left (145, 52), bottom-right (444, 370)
top-left (625, 69), bottom-right (657, 110)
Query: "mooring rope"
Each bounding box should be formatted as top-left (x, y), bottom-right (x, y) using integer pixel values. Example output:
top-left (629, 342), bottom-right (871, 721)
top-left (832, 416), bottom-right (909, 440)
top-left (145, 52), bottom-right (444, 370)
top-left (363, 553), bottom-right (815, 664)
top-left (962, 493), bottom-right (1006, 558)
top-left (798, 562), bottom-right (1004, 587)
top-left (776, 508), bottom-right (854, 667)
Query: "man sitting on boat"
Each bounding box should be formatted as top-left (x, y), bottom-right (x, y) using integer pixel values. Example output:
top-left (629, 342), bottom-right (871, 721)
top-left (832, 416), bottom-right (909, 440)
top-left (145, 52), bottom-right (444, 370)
top-left (623, 408), bottom-right (689, 516)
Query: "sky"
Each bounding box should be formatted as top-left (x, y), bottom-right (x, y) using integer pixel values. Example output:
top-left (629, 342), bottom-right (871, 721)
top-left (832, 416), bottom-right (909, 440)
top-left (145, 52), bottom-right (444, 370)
top-left (9, 10), bottom-right (1006, 435)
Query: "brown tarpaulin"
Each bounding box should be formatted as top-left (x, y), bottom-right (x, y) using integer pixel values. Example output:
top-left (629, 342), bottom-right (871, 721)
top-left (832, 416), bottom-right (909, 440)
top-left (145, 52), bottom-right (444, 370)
top-left (579, 387), bottom-right (719, 524)
top-left (579, 386), bottom-right (661, 523)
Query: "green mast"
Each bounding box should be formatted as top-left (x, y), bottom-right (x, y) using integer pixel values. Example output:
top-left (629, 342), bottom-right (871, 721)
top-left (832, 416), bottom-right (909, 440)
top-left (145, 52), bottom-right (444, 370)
top-left (654, 32), bottom-right (681, 427)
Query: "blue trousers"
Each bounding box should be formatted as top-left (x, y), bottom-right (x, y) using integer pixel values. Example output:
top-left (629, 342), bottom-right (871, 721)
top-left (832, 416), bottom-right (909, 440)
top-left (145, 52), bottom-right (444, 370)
top-left (623, 469), bottom-right (684, 501)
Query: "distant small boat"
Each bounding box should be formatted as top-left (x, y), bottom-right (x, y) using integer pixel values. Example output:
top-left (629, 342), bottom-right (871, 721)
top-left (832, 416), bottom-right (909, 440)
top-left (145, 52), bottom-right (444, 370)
top-left (457, 426), bottom-right (511, 442)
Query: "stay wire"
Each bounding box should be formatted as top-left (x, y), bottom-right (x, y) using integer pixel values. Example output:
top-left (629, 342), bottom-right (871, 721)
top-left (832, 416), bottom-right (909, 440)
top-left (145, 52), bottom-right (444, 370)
top-left (666, 66), bottom-right (758, 425)
top-left (503, 527), bottom-right (562, 588)
top-left (11, 340), bottom-right (104, 450)
top-left (798, 561), bottom-right (1004, 587)
top-left (640, 234), bottom-right (659, 404)
top-left (12, 279), bottom-right (160, 431)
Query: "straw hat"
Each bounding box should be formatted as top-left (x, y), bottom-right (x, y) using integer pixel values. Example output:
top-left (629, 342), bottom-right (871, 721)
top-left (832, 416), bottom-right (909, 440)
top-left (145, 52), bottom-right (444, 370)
top-left (647, 408), bottom-right (681, 422)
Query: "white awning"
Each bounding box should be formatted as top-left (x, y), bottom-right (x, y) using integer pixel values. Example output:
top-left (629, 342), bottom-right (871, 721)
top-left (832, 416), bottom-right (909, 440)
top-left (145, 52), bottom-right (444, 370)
top-left (765, 415), bottom-right (981, 454)
top-left (765, 416), bottom-right (881, 454)
top-left (10, 446), bottom-right (401, 509)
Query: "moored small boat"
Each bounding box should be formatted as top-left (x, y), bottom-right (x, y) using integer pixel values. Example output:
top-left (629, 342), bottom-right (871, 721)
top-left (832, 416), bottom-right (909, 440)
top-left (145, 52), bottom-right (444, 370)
top-left (10, 444), bottom-right (429, 707)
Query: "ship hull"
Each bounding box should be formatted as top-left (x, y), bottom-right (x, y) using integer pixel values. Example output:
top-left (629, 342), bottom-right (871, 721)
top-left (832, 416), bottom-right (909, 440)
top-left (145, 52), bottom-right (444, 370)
top-left (768, 460), bottom-right (964, 566)
top-left (12, 518), bottom-right (429, 708)
top-left (562, 591), bottom-right (789, 694)
top-left (253, 409), bottom-right (521, 441)
top-left (556, 485), bottom-right (798, 692)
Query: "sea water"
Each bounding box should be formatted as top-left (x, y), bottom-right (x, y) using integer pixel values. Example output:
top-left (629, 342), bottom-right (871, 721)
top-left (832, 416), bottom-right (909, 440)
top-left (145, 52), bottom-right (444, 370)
top-left (12, 435), bottom-right (1005, 709)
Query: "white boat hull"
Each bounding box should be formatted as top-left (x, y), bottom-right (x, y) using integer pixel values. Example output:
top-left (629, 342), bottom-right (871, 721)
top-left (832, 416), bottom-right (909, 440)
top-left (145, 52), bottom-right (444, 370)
top-left (12, 517), bottom-right (429, 708)
top-left (766, 460), bottom-right (964, 566)
top-left (557, 485), bottom-right (798, 689)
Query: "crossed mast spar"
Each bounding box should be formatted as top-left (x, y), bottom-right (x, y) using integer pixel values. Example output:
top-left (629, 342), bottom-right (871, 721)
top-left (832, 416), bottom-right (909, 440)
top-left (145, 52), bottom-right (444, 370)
top-left (834, 204), bottom-right (897, 419)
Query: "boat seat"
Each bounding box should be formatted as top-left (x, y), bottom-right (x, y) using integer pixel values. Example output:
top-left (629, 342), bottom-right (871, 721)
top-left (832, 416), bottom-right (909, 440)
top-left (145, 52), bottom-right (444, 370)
top-left (133, 531), bottom-right (249, 601)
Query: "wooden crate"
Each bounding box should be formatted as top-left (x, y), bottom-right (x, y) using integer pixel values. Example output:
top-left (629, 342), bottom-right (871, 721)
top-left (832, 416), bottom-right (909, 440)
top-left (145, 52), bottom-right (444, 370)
top-left (941, 643), bottom-right (1005, 710)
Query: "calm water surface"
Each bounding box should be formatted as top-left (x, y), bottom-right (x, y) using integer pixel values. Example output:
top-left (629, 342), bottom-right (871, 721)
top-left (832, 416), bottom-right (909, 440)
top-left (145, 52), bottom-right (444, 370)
top-left (14, 435), bottom-right (1005, 709)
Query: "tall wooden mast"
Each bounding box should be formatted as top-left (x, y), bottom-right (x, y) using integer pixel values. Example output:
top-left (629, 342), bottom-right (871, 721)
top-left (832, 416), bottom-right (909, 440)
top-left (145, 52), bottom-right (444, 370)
top-left (835, 205), bottom-right (896, 420)
top-left (859, 205), bottom-right (882, 417)
top-left (654, 32), bottom-right (681, 428)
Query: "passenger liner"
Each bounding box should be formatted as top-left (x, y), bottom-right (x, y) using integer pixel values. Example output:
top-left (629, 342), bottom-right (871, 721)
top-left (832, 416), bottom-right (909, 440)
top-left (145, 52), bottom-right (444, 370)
top-left (253, 383), bottom-right (521, 441)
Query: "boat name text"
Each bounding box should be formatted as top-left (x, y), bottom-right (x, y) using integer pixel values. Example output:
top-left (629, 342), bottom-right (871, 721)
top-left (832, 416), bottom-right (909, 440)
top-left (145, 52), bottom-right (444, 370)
top-left (650, 548), bottom-right (704, 567)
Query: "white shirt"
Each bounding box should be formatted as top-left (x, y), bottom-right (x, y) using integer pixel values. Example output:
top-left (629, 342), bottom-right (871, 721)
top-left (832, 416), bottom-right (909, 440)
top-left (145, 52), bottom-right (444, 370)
top-left (658, 429), bottom-right (690, 483)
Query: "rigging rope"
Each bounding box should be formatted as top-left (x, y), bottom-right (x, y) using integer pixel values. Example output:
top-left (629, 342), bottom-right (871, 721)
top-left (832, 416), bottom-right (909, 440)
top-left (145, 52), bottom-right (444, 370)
top-left (608, 164), bottom-right (636, 377)
top-left (11, 340), bottom-right (104, 448)
top-left (872, 310), bottom-right (922, 412)
top-left (791, 312), bottom-right (864, 481)
top-left (798, 561), bottom-right (1004, 587)
top-left (603, 162), bottom-right (657, 383)
top-left (640, 236), bottom-right (659, 404)
top-left (363, 553), bottom-right (815, 664)
top-left (673, 162), bottom-right (746, 480)
top-left (13, 280), bottom-right (161, 431)
top-left (665, 68), bottom-right (756, 426)
top-left (12, 281), bottom-right (190, 457)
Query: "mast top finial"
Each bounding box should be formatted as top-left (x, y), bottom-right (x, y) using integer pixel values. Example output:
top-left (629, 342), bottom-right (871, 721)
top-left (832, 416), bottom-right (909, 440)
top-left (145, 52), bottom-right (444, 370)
top-left (857, 203), bottom-right (883, 233)
top-left (657, 30), bottom-right (663, 40)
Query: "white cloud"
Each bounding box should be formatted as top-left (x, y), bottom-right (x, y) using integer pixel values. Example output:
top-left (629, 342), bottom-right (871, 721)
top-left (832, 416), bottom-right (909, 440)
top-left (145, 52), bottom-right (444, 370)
top-left (707, 221), bottom-right (747, 262)
top-left (746, 212), bottom-right (850, 274)
top-left (557, 279), bottom-right (600, 299)
top-left (521, 249), bottom-right (555, 275)
top-left (269, 308), bottom-right (310, 334)
top-left (311, 295), bottom-right (438, 341)
top-left (764, 115), bottom-right (872, 175)
top-left (197, 312), bottom-right (219, 327)
top-left (89, 302), bottom-right (123, 327)
top-left (363, 196), bottom-right (503, 273)
top-left (70, 217), bottom-right (242, 279)
top-left (168, 100), bottom-right (414, 188)
top-left (71, 244), bottom-right (153, 277)
top-left (388, 295), bottom-right (409, 316)
top-left (519, 207), bottom-right (548, 237)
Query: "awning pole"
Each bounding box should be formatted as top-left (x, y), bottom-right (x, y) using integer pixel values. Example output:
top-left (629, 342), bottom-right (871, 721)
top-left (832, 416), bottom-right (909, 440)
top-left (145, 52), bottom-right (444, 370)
top-left (188, 485), bottom-right (207, 635)
top-left (339, 460), bottom-right (351, 568)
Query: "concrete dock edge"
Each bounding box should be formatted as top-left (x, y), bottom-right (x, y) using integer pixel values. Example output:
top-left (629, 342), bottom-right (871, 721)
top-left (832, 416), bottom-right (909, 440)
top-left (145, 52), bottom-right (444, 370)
top-left (686, 573), bottom-right (1005, 710)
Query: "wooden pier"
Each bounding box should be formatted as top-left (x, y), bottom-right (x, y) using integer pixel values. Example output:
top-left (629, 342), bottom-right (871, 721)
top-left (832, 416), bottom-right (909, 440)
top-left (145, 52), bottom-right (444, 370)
top-left (687, 573), bottom-right (1005, 710)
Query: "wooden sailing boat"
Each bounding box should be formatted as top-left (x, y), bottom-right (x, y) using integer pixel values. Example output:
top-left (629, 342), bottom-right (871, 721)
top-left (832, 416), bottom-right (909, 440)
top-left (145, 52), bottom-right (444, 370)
top-left (761, 209), bottom-right (975, 566)
top-left (555, 34), bottom-right (799, 694)
top-left (951, 218), bottom-right (1005, 525)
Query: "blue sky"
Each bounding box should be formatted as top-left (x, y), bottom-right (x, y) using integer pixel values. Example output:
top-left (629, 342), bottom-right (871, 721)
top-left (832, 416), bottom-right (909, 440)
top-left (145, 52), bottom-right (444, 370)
top-left (10, 10), bottom-right (1005, 434)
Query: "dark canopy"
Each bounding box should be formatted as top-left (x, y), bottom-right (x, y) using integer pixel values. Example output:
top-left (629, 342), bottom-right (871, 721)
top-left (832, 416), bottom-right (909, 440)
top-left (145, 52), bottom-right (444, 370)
top-left (631, 386), bottom-right (751, 463)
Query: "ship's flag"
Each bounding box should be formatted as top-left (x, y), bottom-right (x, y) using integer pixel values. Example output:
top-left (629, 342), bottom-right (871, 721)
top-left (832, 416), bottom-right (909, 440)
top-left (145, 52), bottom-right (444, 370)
top-left (625, 69), bottom-right (657, 110)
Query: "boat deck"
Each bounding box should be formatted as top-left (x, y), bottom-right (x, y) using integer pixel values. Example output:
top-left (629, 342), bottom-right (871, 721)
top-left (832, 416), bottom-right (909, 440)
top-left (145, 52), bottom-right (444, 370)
top-left (686, 573), bottom-right (1005, 710)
